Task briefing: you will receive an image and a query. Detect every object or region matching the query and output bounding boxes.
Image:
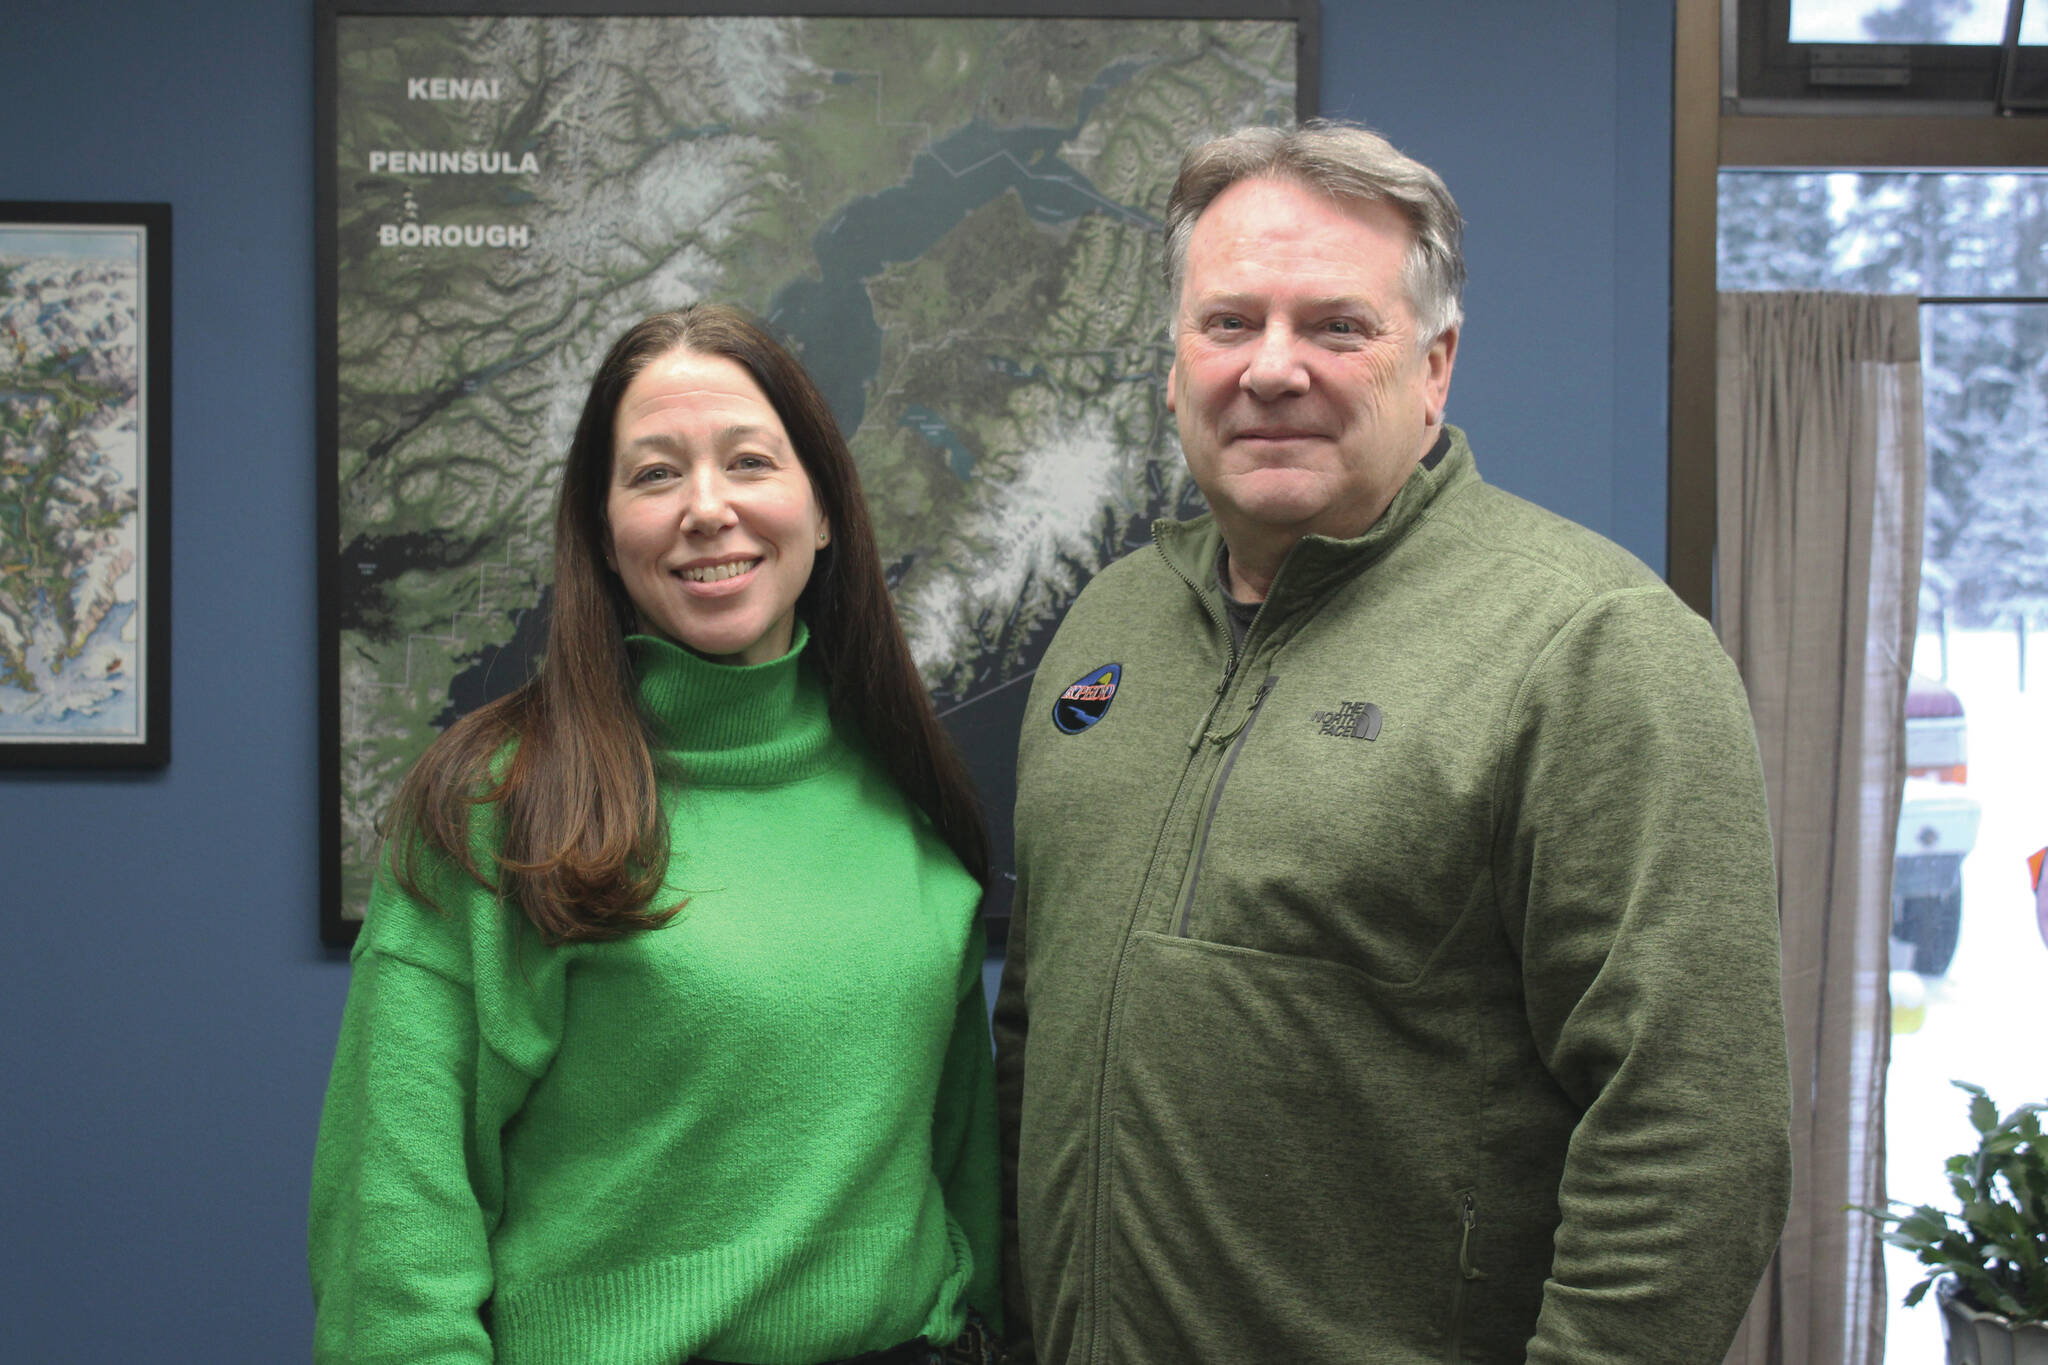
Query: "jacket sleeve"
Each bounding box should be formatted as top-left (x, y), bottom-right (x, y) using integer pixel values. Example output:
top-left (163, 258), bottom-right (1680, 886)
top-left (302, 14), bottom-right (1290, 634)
top-left (990, 878), bottom-right (1035, 1365)
top-left (930, 919), bottom-right (1004, 1335)
top-left (308, 867), bottom-right (552, 1364)
top-left (1498, 587), bottom-right (1791, 1364)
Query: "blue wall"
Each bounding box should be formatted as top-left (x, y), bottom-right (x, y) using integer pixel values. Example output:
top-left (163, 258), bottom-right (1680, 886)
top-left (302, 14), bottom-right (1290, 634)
top-left (1319, 0), bottom-right (1673, 558)
top-left (0, 2), bottom-right (1669, 1357)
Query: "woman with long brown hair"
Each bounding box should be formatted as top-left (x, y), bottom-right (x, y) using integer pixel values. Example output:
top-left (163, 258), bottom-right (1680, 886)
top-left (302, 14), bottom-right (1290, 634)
top-left (310, 305), bottom-right (1000, 1365)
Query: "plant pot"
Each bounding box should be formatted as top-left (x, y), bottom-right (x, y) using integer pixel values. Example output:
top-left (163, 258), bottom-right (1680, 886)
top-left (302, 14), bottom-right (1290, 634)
top-left (1936, 1277), bottom-right (2048, 1365)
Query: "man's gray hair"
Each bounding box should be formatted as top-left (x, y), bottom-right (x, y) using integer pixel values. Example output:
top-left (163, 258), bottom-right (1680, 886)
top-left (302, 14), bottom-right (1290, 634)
top-left (1162, 119), bottom-right (1466, 344)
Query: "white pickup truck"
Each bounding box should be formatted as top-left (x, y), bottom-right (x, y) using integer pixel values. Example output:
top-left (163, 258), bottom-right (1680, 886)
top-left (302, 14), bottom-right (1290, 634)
top-left (1892, 675), bottom-right (1981, 976)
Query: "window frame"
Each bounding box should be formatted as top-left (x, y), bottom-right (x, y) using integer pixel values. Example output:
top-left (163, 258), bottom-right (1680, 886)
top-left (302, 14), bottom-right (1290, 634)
top-left (1732, 0), bottom-right (2043, 113)
top-left (1666, 0), bottom-right (2048, 617)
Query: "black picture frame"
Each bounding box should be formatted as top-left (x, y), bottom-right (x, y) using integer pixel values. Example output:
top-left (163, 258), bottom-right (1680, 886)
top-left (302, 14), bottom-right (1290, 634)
top-left (317, 0), bottom-right (1316, 946)
top-left (0, 201), bottom-right (171, 770)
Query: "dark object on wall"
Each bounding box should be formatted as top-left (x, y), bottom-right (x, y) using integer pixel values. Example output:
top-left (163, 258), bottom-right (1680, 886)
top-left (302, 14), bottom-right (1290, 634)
top-left (0, 201), bottom-right (171, 770)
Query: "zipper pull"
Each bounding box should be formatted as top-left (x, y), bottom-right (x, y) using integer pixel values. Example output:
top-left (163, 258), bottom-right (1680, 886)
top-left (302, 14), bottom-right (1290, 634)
top-left (1458, 1194), bottom-right (1486, 1281)
top-left (1203, 675), bottom-right (1277, 746)
top-left (1190, 658), bottom-right (1246, 750)
top-left (1215, 651), bottom-right (1238, 696)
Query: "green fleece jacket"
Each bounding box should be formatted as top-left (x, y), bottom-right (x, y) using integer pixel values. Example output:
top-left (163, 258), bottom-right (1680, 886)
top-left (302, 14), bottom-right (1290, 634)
top-left (310, 629), bottom-right (999, 1365)
top-left (993, 429), bottom-right (1790, 1365)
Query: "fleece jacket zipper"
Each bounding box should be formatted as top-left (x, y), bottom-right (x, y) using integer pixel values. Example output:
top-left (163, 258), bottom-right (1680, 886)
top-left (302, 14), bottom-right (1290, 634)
top-left (1175, 674), bottom-right (1279, 937)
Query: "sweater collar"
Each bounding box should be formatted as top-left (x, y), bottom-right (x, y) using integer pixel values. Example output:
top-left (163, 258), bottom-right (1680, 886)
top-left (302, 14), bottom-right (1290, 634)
top-left (1155, 425), bottom-right (1480, 631)
top-left (626, 621), bottom-right (837, 786)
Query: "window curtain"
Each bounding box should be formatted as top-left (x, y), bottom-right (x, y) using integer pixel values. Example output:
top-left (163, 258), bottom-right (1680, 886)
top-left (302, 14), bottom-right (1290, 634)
top-left (1715, 292), bottom-right (1924, 1365)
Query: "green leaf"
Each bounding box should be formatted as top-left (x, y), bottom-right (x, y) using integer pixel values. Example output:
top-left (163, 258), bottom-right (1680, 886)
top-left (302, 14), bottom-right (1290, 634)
top-left (1985, 1282), bottom-right (2027, 1318)
top-left (1899, 1208), bottom-right (1952, 1244)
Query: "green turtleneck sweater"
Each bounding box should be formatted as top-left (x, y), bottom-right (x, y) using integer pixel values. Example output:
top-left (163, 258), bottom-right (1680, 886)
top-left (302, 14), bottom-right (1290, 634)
top-left (310, 628), bottom-right (999, 1364)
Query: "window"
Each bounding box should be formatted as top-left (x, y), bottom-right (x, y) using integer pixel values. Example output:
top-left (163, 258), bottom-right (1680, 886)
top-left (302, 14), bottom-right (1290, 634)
top-left (1734, 0), bottom-right (2048, 111)
top-left (1719, 169), bottom-right (2048, 1362)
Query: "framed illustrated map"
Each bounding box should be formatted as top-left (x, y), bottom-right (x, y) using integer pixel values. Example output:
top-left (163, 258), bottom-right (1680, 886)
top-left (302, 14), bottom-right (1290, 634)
top-left (318, 0), bottom-right (1315, 944)
top-left (0, 201), bottom-right (171, 769)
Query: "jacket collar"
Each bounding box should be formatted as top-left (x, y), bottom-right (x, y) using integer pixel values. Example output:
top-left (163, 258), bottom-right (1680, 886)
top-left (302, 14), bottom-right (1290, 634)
top-left (1154, 425), bottom-right (1479, 625)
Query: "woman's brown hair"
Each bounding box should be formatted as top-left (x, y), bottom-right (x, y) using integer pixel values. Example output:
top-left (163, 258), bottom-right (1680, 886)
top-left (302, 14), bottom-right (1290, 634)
top-left (384, 304), bottom-right (989, 943)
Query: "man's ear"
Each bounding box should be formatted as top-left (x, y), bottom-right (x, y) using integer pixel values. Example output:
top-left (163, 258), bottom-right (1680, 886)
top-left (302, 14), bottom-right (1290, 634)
top-left (1424, 325), bottom-right (1459, 424)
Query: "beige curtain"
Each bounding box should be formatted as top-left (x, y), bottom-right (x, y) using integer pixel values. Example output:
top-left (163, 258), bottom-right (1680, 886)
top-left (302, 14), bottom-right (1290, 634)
top-left (1715, 292), bottom-right (1924, 1365)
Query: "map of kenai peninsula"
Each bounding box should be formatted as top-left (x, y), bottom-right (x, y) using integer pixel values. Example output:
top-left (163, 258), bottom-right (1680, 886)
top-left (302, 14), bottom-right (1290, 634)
top-left (330, 14), bottom-right (1297, 920)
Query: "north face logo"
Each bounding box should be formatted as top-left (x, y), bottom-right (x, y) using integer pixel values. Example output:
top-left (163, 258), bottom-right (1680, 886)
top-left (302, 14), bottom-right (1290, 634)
top-left (1311, 700), bottom-right (1383, 741)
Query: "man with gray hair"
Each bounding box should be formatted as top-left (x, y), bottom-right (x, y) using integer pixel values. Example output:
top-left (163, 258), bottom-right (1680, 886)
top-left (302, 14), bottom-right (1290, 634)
top-left (993, 120), bottom-right (1790, 1363)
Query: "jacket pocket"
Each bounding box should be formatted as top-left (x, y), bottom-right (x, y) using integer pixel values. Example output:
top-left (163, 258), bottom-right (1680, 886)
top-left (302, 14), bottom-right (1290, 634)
top-left (1101, 932), bottom-right (1478, 1360)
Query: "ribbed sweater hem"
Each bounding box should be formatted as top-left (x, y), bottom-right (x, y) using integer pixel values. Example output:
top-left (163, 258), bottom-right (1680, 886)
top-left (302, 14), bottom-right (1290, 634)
top-left (493, 1223), bottom-right (962, 1365)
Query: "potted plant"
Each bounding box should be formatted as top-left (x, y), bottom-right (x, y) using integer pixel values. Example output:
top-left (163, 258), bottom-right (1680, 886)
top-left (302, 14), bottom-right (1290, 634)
top-left (1861, 1081), bottom-right (2048, 1364)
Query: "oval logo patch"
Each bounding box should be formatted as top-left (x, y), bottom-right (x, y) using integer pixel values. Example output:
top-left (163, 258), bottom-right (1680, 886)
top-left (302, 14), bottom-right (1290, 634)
top-left (1054, 663), bottom-right (1121, 734)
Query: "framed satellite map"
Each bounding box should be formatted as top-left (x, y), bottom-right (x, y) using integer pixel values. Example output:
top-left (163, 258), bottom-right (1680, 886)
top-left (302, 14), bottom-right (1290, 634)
top-left (317, 0), bottom-right (1315, 944)
top-left (0, 201), bottom-right (171, 769)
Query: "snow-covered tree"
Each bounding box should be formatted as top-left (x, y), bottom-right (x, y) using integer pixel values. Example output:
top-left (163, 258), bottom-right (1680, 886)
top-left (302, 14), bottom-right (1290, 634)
top-left (1859, 0), bottom-right (1973, 43)
top-left (1717, 172), bottom-right (1834, 288)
